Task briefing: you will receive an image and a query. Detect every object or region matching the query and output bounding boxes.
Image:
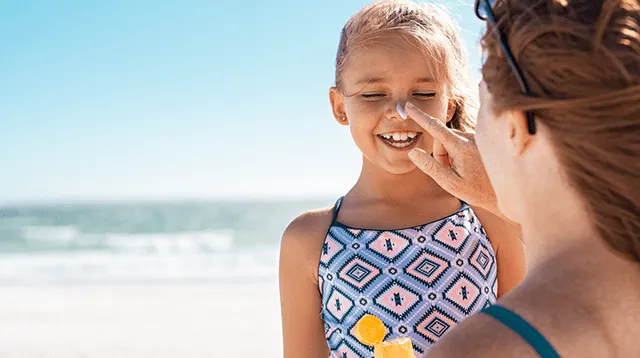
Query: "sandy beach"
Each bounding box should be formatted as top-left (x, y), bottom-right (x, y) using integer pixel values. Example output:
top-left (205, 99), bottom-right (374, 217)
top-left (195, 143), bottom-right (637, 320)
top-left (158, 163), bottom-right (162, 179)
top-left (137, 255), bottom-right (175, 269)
top-left (0, 281), bottom-right (283, 358)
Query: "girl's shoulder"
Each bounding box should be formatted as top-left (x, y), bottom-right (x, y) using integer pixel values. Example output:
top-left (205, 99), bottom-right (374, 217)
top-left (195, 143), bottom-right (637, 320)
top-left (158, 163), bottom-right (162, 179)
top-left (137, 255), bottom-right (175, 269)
top-left (282, 206), bottom-right (335, 246)
top-left (279, 202), bottom-right (339, 281)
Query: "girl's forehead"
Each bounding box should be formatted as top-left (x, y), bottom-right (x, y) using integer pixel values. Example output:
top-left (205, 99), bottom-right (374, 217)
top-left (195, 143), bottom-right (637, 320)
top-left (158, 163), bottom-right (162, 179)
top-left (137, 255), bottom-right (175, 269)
top-left (343, 43), bottom-right (445, 85)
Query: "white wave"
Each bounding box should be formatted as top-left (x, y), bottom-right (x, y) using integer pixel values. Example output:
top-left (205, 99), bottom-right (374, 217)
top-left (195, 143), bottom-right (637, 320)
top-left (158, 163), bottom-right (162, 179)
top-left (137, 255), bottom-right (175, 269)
top-left (0, 249), bottom-right (279, 283)
top-left (17, 226), bottom-right (235, 254)
top-left (21, 225), bottom-right (79, 244)
top-left (104, 230), bottom-right (234, 254)
top-left (5, 227), bottom-right (273, 283)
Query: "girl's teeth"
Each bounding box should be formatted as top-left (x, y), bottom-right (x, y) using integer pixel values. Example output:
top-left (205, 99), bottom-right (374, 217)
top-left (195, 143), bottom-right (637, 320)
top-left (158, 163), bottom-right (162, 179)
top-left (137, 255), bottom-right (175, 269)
top-left (379, 132), bottom-right (420, 149)
top-left (380, 132), bottom-right (418, 141)
top-left (389, 142), bottom-right (411, 148)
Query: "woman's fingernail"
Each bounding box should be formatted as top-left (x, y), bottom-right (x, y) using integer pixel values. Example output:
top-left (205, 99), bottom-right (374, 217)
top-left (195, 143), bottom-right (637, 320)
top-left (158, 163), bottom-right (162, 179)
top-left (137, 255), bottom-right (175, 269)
top-left (408, 149), bottom-right (420, 161)
top-left (397, 102), bottom-right (408, 119)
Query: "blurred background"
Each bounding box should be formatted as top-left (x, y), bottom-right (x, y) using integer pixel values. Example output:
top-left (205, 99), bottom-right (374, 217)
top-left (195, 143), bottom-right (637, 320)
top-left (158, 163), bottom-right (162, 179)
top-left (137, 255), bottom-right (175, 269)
top-left (0, 0), bottom-right (482, 357)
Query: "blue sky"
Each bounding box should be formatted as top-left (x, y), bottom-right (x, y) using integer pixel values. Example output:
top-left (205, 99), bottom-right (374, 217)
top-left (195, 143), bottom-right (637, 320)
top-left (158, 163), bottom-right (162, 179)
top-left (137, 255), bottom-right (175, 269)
top-left (0, 0), bottom-right (483, 202)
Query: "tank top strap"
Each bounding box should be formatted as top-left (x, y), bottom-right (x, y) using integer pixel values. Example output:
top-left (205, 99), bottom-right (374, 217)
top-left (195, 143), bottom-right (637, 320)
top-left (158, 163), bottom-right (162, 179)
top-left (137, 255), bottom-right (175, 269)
top-left (331, 196), bottom-right (345, 224)
top-left (481, 304), bottom-right (560, 358)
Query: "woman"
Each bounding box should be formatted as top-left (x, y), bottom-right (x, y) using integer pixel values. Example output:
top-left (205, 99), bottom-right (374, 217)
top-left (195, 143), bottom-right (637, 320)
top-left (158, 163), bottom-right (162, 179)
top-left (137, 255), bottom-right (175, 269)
top-left (406, 0), bottom-right (640, 356)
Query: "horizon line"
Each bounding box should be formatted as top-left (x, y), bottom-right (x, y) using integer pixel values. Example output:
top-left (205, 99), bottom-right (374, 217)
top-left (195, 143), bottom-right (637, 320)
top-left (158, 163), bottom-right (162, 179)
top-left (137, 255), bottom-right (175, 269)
top-left (0, 193), bottom-right (341, 207)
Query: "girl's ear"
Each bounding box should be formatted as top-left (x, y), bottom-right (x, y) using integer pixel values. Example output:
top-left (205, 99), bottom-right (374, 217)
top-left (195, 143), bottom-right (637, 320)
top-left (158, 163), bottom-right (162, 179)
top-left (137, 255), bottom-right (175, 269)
top-left (446, 100), bottom-right (458, 124)
top-left (329, 87), bottom-right (348, 126)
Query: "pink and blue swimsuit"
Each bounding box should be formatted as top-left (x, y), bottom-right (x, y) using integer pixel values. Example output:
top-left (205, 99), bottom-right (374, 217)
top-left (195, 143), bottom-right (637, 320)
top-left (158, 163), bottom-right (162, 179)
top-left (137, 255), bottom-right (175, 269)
top-left (318, 197), bottom-right (498, 357)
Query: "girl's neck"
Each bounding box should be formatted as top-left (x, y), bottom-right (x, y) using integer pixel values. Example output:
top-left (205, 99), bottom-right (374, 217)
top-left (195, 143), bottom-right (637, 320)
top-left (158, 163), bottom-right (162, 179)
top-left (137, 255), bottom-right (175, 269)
top-left (348, 157), bottom-right (450, 203)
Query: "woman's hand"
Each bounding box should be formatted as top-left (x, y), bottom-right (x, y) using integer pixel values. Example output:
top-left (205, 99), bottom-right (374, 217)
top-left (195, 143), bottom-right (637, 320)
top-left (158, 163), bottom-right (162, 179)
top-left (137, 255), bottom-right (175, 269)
top-left (405, 102), bottom-right (500, 216)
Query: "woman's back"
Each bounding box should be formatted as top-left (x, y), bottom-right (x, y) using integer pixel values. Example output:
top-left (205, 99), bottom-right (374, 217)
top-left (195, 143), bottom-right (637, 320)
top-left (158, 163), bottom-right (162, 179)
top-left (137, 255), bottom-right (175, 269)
top-left (516, 255), bottom-right (640, 357)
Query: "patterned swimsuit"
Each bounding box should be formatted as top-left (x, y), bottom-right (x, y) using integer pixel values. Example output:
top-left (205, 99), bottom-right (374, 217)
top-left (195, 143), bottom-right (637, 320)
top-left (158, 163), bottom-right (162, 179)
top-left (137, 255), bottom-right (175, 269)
top-left (318, 197), bottom-right (498, 357)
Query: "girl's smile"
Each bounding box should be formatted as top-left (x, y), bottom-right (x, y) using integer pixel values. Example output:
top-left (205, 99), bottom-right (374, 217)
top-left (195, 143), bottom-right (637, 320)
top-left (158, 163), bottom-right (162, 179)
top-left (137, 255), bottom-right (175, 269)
top-left (377, 131), bottom-right (422, 150)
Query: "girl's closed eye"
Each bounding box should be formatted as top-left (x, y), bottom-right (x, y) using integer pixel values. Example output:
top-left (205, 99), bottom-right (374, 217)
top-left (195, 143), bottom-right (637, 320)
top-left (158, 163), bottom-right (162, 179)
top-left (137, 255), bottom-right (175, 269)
top-left (412, 92), bottom-right (436, 99)
top-left (361, 93), bottom-right (387, 100)
top-left (360, 92), bottom-right (436, 100)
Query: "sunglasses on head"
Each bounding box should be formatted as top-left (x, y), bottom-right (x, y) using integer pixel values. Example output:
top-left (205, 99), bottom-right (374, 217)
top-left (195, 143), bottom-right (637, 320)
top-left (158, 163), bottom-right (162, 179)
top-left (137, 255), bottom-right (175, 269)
top-left (475, 0), bottom-right (536, 134)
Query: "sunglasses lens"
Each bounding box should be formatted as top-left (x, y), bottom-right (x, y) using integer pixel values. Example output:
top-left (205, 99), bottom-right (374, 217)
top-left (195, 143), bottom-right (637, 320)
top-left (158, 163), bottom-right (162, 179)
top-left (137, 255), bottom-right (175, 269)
top-left (476, 2), bottom-right (489, 19)
top-left (476, 0), bottom-right (497, 20)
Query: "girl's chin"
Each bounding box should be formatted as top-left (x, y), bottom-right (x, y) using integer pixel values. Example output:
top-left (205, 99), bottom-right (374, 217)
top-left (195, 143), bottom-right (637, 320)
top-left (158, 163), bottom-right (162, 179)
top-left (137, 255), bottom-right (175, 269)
top-left (378, 159), bottom-right (421, 175)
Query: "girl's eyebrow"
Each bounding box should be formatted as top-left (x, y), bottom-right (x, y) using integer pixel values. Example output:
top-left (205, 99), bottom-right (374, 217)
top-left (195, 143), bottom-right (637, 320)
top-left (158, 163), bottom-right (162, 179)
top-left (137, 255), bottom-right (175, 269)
top-left (355, 77), bottom-right (386, 86)
top-left (355, 76), bottom-right (435, 86)
top-left (415, 77), bottom-right (435, 83)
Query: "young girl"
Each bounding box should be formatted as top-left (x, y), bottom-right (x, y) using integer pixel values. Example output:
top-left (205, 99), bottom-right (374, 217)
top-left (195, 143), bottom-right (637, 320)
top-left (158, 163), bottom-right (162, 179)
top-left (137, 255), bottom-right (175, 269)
top-left (279, 1), bottom-right (525, 357)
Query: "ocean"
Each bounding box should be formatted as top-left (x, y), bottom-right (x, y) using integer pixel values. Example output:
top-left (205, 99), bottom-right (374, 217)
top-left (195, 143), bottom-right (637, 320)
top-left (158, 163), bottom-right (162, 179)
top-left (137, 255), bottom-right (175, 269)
top-left (0, 199), bottom-right (335, 357)
top-left (0, 199), bottom-right (332, 284)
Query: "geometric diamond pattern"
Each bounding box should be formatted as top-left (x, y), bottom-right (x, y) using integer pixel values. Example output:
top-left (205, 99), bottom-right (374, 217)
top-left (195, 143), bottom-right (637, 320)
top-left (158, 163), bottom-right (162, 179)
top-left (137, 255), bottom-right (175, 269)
top-left (417, 259), bottom-right (439, 276)
top-left (443, 272), bottom-right (482, 315)
top-left (404, 249), bottom-right (451, 287)
top-left (319, 199), bottom-right (498, 357)
top-left (469, 241), bottom-right (495, 280)
top-left (367, 231), bottom-right (412, 262)
top-left (325, 286), bottom-right (355, 323)
top-left (320, 232), bottom-right (346, 268)
top-left (431, 220), bottom-right (471, 253)
top-left (338, 255), bottom-right (382, 291)
top-left (348, 264), bottom-right (370, 281)
top-left (373, 280), bottom-right (422, 320)
top-left (414, 306), bottom-right (458, 343)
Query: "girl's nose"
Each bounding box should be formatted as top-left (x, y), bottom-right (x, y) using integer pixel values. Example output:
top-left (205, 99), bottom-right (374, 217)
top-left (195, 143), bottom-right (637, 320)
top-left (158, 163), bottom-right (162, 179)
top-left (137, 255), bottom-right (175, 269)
top-left (396, 102), bottom-right (408, 119)
top-left (388, 101), bottom-right (408, 122)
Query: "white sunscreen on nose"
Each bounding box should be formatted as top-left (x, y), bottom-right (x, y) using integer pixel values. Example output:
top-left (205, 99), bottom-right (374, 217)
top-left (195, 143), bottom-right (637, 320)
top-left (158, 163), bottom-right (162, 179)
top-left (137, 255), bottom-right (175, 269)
top-left (397, 102), bottom-right (408, 119)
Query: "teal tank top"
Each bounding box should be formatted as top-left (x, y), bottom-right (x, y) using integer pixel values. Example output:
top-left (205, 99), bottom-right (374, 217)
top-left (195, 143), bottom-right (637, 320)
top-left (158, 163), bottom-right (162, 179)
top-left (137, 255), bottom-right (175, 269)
top-left (482, 304), bottom-right (560, 357)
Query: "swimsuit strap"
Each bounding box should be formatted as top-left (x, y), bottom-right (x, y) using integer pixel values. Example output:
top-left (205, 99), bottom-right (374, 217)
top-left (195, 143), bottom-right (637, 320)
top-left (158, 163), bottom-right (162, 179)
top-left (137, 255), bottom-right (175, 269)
top-left (331, 196), bottom-right (344, 224)
top-left (482, 304), bottom-right (561, 358)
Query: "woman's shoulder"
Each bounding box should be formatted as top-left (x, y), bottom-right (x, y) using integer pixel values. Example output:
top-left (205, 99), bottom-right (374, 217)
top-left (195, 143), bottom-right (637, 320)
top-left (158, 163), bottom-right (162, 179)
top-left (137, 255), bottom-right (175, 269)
top-left (424, 296), bottom-right (555, 358)
top-left (423, 303), bottom-right (541, 358)
top-left (425, 283), bottom-right (615, 358)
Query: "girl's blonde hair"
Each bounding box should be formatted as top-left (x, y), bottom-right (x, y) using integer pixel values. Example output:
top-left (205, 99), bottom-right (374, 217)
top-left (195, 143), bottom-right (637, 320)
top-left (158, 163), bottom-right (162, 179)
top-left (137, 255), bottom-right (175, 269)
top-left (334, 0), bottom-right (477, 131)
